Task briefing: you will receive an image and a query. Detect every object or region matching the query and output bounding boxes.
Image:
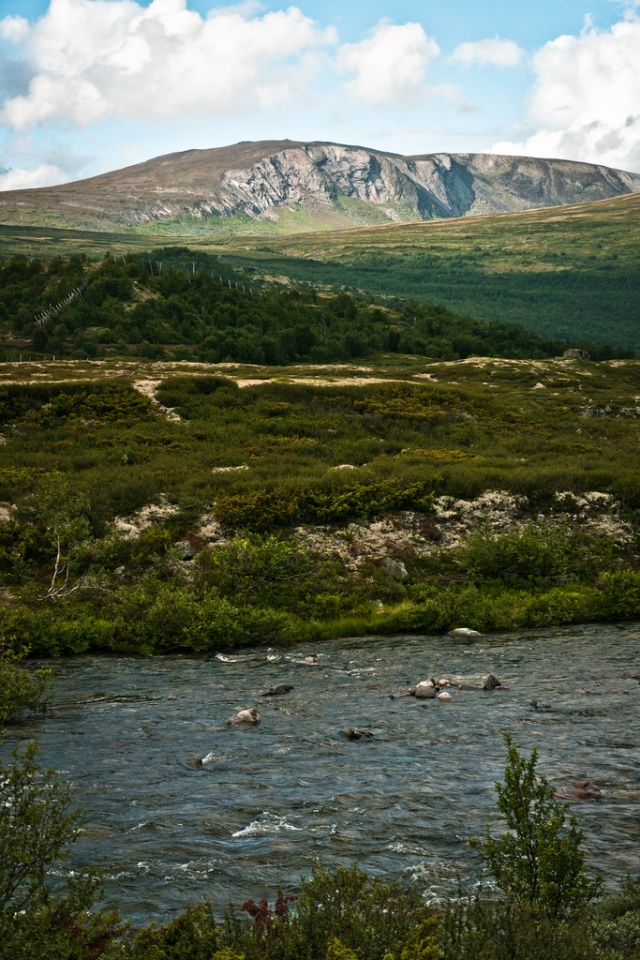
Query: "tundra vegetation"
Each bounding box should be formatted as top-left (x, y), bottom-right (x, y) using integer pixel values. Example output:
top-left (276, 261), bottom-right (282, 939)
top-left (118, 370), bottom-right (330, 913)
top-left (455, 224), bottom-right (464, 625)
top-left (1, 232), bottom-right (640, 958)
top-left (0, 349), bottom-right (639, 656)
top-left (1, 189), bottom-right (639, 352)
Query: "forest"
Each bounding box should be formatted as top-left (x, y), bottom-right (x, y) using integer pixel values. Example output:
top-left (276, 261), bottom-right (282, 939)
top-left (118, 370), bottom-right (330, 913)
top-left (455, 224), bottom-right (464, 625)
top-left (0, 247), bottom-right (629, 365)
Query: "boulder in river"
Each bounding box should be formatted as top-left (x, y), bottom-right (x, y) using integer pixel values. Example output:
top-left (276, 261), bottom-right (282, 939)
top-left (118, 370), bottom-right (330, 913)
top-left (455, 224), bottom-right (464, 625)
top-left (260, 684), bottom-right (294, 697)
top-left (342, 728), bottom-right (375, 741)
top-left (440, 673), bottom-right (503, 690)
top-left (415, 681), bottom-right (437, 699)
top-left (449, 627), bottom-right (481, 637)
top-left (554, 780), bottom-right (602, 802)
top-left (437, 691), bottom-right (453, 702)
top-left (228, 708), bottom-right (261, 725)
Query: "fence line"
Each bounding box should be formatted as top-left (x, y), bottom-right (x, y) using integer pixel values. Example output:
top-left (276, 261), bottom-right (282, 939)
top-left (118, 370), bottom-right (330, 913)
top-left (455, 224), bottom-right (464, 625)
top-left (34, 280), bottom-right (89, 329)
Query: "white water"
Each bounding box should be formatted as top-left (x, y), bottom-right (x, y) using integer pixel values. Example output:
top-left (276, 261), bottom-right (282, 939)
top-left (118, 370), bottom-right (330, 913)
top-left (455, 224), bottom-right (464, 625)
top-left (4, 623), bottom-right (639, 923)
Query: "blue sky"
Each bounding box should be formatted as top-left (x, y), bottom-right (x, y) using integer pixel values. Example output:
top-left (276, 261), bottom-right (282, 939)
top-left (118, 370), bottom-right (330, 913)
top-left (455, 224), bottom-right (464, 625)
top-left (0, 0), bottom-right (639, 189)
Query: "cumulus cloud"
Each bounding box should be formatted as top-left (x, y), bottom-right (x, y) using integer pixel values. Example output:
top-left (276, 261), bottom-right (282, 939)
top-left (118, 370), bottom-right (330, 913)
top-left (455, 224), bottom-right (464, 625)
top-left (0, 15), bottom-right (29, 43)
top-left (0, 162), bottom-right (68, 189)
top-left (0, 0), bottom-right (336, 130)
top-left (451, 37), bottom-right (525, 68)
top-left (492, 17), bottom-right (640, 171)
top-left (337, 19), bottom-right (439, 108)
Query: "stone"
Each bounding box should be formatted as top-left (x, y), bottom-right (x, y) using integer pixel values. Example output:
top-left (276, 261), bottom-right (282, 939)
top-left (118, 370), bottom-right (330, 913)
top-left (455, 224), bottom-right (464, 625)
top-left (260, 684), bottom-right (294, 697)
top-left (563, 348), bottom-right (590, 361)
top-left (437, 692), bottom-right (453, 701)
top-left (228, 708), bottom-right (261, 725)
top-left (554, 780), bottom-right (601, 801)
top-left (174, 540), bottom-right (196, 560)
top-left (415, 681), bottom-right (436, 699)
top-left (342, 727), bottom-right (375, 741)
top-left (449, 627), bottom-right (481, 636)
top-left (381, 557), bottom-right (408, 581)
top-left (440, 673), bottom-right (502, 690)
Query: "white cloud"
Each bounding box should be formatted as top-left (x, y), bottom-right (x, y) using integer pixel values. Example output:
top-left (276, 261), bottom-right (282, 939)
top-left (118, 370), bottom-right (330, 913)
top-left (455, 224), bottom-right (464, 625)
top-left (0, 162), bottom-right (68, 189)
top-left (0, 15), bottom-right (29, 43)
top-left (491, 18), bottom-right (640, 171)
top-left (0, 0), bottom-right (336, 131)
top-left (451, 37), bottom-right (525, 68)
top-left (337, 20), bottom-right (439, 108)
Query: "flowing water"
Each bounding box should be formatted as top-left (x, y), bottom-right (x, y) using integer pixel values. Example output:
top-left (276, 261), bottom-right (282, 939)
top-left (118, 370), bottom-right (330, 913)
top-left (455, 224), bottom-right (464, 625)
top-left (4, 623), bottom-right (640, 923)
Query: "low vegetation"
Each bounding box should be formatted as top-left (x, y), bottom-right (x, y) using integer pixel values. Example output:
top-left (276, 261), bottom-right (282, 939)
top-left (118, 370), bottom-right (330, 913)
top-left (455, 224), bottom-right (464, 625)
top-left (220, 193), bottom-right (640, 352)
top-left (0, 357), bottom-right (639, 655)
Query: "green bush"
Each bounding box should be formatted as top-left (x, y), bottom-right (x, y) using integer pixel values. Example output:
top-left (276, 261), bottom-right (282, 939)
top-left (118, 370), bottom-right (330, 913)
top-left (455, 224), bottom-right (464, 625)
top-left (592, 877), bottom-right (640, 958)
top-left (123, 904), bottom-right (220, 960)
top-left (0, 651), bottom-right (50, 724)
top-left (471, 735), bottom-right (600, 923)
top-left (215, 480), bottom-right (433, 531)
top-left (458, 525), bottom-right (617, 589)
top-left (0, 743), bottom-right (119, 960)
top-left (219, 863), bottom-right (432, 960)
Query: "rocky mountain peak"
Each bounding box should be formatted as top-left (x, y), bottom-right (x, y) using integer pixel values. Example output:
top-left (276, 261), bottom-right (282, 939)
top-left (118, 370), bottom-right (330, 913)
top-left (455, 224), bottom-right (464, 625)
top-left (1, 139), bottom-right (639, 234)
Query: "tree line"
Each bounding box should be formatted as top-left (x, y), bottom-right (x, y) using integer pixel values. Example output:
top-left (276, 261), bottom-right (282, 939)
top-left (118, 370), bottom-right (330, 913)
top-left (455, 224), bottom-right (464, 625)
top-left (0, 247), bottom-right (627, 364)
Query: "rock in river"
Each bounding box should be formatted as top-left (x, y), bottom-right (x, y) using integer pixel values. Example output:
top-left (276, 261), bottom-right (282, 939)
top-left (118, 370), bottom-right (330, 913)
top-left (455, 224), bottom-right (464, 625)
top-left (342, 728), bottom-right (375, 741)
top-left (440, 673), bottom-right (503, 690)
top-left (228, 708), bottom-right (261, 725)
top-left (555, 780), bottom-right (602, 801)
top-left (260, 684), bottom-right (294, 697)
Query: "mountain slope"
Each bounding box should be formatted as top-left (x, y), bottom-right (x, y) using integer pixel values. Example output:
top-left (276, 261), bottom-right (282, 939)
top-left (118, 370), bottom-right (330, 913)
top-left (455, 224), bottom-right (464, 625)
top-left (217, 191), bottom-right (640, 351)
top-left (1, 140), bottom-right (640, 235)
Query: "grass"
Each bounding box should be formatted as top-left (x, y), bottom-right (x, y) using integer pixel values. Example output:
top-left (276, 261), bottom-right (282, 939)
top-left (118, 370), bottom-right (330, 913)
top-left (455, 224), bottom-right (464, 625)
top-left (0, 356), bottom-right (640, 656)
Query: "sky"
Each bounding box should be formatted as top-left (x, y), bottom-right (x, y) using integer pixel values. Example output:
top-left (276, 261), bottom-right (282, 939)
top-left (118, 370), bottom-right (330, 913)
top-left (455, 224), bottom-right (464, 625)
top-left (0, 0), bottom-right (639, 189)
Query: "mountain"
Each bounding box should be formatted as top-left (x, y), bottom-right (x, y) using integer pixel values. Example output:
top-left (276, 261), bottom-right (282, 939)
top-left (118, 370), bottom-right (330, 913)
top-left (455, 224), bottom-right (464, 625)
top-left (1, 140), bottom-right (640, 235)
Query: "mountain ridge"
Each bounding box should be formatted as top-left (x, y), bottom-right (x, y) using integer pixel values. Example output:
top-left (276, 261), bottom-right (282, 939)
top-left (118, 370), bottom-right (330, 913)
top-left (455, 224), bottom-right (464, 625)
top-left (1, 139), bottom-right (640, 235)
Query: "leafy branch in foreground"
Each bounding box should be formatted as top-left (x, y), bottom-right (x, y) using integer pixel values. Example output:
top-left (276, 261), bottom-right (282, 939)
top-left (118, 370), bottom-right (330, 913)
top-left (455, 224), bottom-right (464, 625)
top-left (0, 650), bottom-right (50, 725)
top-left (0, 742), bottom-right (120, 959)
top-left (471, 734), bottom-right (600, 923)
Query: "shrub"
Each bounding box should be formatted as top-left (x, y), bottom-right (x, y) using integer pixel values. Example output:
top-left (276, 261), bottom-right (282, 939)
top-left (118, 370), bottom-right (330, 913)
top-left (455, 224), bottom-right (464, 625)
top-left (458, 524), bottom-right (616, 589)
top-left (470, 735), bottom-right (600, 923)
top-left (0, 743), bottom-right (119, 959)
top-left (123, 903), bottom-right (220, 959)
top-left (592, 877), bottom-right (640, 958)
top-left (0, 650), bottom-right (50, 724)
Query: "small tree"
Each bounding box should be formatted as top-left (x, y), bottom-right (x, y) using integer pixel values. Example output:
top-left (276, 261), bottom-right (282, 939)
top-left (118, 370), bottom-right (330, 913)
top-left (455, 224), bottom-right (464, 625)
top-left (0, 649), bottom-right (50, 725)
top-left (0, 742), bottom-right (119, 958)
top-left (472, 734), bottom-right (600, 922)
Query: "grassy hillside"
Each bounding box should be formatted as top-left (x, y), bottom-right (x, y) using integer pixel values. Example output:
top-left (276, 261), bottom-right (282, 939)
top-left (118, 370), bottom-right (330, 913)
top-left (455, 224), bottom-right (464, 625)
top-left (1, 356), bottom-right (640, 656)
top-left (218, 192), bottom-right (640, 351)
top-left (1, 192), bottom-right (638, 352)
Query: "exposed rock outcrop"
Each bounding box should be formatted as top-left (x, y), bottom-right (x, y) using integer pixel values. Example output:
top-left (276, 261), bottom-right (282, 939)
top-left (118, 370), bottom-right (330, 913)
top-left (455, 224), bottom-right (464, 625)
top-left (2, 140), bottom-right (640, 233)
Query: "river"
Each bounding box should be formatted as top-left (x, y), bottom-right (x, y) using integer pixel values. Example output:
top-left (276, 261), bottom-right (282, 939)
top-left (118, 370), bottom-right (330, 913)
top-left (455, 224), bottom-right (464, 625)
top-left (4, 623), bottom-right (640, 923)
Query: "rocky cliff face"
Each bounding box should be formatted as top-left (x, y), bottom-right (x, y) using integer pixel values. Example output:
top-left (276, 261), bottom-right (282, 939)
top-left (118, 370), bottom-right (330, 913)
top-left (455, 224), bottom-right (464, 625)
top-left (1, 140), bottom-right (639, 233)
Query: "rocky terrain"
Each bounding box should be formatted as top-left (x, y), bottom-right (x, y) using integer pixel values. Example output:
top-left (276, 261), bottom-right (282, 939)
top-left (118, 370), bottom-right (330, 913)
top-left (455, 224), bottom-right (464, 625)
top-left (1, 140), bottom-right (640, 234)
